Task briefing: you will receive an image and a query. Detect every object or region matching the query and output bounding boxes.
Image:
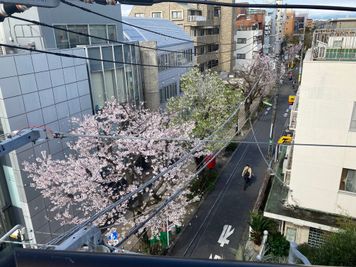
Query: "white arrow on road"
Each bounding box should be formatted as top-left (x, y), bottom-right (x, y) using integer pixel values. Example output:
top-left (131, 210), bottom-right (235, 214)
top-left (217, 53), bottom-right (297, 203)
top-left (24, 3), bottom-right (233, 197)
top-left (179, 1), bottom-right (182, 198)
top-left (217, 225), bottom-right (235, 247)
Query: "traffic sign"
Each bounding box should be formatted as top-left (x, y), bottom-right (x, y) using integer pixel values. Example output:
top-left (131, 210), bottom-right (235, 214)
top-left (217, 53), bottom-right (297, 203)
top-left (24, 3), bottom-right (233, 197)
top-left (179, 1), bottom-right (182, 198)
top-left (107, 228), bottom-right (120, 246)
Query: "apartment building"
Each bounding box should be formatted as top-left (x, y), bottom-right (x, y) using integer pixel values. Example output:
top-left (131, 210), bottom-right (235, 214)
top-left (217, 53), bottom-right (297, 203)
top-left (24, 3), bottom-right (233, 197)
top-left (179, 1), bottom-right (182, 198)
top-left (234, 8), bottom-right (264, 70)
top-left (328, 18), bottom-right (356, 29)
top-left (264, 12), bottom-right (274, 55)
top-left (275, 0), bottom-right (285, 55)
top-left (129, 0), bottom-right (236, 73)
top-left (264, 29), bottom-right (356, 246)
top-left (122, 17), bottom-right (193, 109)
top-left (284, 10), bottom-right (295, 38)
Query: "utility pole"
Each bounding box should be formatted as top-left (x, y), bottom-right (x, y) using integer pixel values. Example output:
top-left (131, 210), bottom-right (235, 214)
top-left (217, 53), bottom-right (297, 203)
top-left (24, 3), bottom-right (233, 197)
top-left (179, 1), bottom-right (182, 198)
top-left (298, 18), bottom-right (306, 84)
top-left (268, 57), bottom-right (280, 160)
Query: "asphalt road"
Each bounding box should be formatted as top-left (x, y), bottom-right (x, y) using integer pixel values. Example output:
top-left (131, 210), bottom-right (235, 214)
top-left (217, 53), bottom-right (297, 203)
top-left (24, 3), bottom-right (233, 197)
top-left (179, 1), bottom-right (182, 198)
top-left (169, 77), bottom-right (295, 260)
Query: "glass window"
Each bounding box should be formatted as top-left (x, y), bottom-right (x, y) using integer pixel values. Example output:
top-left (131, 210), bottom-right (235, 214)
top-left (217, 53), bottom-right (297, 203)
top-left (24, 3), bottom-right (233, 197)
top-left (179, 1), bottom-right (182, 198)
top-left (214, 7), bottom-right (221, 17)
top-left (349, 102), bottom-right (356, 131)
top-left (115, 68), bottom-right (126, 103)
top-left (124, 45), bottom-right (131, 63)
top-left (236, 38), bottom-right (247, 44)
top-left (135, 13), bottom-right (145, 17)
top-left (54, 25), bottom-right (70, 49)
top-left (89, 25), bottom-right (107, 45)
top-left (67, 25), bottom-right (89, 47)
top-left (152, 12), bottom-right (162, 18)
top-left (340, 168), bottom-right (356, 193)
top-left (3, 166), bottom-right (21, 208)
top-left (172, 11), bottom-right (183, 20)
top-left (114, 45), bottom-right (123, 67)
top-left (285, 227), bottom-right (296, 242)
top-left (88, 47), bottom-right (102, 72)
top-left (102, 47), bottom-right (114, 70)
top-left (104, 69), bottom-right (116, 100)
top-left (236, 53), bottom-right (246, 59)
top-left (107, 25), bottom-right (117, 42)
top-left (91, 72), bottom-right (105, 109)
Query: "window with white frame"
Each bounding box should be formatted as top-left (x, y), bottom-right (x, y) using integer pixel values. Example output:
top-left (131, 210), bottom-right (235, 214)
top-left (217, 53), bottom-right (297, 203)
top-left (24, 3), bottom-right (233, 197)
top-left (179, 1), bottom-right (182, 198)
top-left (236, 38), bottom-right (247, 44)
top-left (135, 13), bottom-right (145, 17)
top-left (152, 12), bottom-right (162, 18)
top-left (349, 102), bottom-right (356, 131)
top-left (339, 168), bottom-right (356, 193)
top-left (171, 10), bottom-right (183, 20)
top-left (236, 53), bottom-right (246, 59)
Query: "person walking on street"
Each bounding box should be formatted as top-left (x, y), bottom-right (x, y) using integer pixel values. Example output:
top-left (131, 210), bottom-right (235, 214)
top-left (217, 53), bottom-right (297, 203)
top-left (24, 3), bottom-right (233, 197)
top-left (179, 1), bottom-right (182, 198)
top-left (242, 164), bottom-right (252, 190)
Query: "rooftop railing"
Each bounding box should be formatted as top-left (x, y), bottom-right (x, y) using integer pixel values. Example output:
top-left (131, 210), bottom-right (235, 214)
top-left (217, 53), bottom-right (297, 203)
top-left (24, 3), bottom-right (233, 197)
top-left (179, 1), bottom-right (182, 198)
top-left (312, 28), bottom-right (356, 61)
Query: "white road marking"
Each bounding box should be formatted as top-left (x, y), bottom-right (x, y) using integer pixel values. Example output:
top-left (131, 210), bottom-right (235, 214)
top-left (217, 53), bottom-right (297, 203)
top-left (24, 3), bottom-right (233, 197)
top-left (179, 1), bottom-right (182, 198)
top-left (217, 225), bottom-right (235, 247)
top-left (209, 254), bottom-right (222, 260)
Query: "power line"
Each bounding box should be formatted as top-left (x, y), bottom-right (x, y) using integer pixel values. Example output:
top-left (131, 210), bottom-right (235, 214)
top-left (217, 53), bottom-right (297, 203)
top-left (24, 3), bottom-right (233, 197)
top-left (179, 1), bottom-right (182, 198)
top-left (0, 37), bottom-right (263, 71)
top-left (60, 0), bottom-right (236, 47)
top-left (115, 103), bottom-right (272, 247)
top-left (115, 116), bottom-right (246, 247)
top-left (56, 130), bottom-right (356, 149)
top-left (168, 1), bottom-right (356, 12)
top-left (0, 42), bottom-right (191, 69)
top-left (48, 66), bottom-right (268, 246)
top-left (8, 14), bottom-right (190, 55)
top-left (7, 14), bottom-right (257, 57)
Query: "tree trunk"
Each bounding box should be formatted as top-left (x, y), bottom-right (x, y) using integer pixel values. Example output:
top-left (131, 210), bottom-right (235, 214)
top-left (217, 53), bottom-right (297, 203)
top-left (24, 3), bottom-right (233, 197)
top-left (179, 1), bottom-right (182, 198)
top-left (244, 98), bottom-right (251, 121)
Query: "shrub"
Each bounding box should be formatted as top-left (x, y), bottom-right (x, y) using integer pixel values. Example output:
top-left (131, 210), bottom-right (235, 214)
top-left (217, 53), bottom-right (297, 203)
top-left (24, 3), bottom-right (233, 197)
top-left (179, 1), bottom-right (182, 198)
top-left (225, 142), bottom-right (238, 153)
top-left (249, 212), bottom-right (277, 245)
top-left (266, 232), bottom-right (290, 257)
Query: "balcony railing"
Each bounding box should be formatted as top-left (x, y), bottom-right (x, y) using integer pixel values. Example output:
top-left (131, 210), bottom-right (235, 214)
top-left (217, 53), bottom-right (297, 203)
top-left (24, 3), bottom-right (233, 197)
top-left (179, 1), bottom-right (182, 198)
top-left (187, 15), bottom-right (206, 22)
top-left (289, 110), bottom-right (297, 130)
top-left (312, 29), bottom-right (356, 61)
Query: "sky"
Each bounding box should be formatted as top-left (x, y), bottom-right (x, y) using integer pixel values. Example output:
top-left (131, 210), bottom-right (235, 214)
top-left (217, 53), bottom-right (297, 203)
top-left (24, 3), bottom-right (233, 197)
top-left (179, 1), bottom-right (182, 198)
top-left (120, 0), bottom-right (356, 19)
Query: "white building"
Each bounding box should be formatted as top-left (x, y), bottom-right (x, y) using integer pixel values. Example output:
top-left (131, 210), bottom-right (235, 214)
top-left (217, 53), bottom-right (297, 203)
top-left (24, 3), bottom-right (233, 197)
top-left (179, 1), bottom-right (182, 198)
top-left (264, 29), bottom-right (356, 246)
top-left (234, 28), bottom-right (263, 70)
top-left (0, 1), bottom-right (123, 51)
top-left (263, 13), bottom-right (273, 55)
top-left (274, 0), bottom-right (285, 55)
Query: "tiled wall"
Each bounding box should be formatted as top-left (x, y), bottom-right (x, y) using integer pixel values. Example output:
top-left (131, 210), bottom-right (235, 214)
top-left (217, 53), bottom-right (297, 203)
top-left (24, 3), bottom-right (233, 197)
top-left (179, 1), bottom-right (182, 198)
top-left (0, 48), bottom-right (92, 243)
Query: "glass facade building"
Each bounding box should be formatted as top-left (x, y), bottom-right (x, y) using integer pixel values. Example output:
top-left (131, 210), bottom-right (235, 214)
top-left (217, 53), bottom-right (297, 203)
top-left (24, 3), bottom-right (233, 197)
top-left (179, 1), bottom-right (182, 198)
top-left (84, 43), bottom-right (143, 111)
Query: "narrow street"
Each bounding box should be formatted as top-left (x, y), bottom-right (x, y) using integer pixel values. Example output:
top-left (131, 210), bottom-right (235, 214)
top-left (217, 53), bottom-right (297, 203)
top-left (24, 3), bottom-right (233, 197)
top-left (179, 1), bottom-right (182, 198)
top-left (169, 74), bottom-right (296, 260)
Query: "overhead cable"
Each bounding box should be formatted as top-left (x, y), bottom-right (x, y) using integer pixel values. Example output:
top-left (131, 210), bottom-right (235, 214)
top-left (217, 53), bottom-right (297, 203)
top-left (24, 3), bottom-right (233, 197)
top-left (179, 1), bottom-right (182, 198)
top-left (48, 67), bottom-right (268, 246)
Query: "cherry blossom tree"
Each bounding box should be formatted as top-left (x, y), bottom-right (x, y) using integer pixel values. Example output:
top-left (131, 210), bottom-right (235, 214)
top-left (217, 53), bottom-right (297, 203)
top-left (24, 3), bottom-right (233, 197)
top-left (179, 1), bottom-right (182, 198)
top-left (232, 55), bottom-right (277, 119)
top-left (23, 101), bottom-right (197, 232)
top-left (167, 68), bottom-right (242, 152)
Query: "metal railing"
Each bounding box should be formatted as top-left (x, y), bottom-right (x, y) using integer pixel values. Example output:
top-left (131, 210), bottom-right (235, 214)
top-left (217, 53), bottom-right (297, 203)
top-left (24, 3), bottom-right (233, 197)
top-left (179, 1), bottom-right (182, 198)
top-left (288, 242), bottom-right (311, 265)
top-left (312, 28), bottom-right (356, 61)
top-left (187, 15), bottom-right (206, 22)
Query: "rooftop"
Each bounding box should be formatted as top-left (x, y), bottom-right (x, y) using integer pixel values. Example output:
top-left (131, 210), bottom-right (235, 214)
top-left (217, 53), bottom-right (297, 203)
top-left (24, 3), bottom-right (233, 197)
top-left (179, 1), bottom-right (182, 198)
top-left (264, 148), bottom-right (355, 230)
top-left (311, 28), bottom-right (356, 61)
top-left (122, 17), bottom-right (192, 48)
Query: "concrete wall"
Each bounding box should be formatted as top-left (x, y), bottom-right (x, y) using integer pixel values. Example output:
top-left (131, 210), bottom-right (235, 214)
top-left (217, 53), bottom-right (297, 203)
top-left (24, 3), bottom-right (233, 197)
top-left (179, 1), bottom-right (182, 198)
top-left (219, 0), bottom-right (236, 73)
top-left (288, 56), bottom-right (356, 218)
top-left (0, 0), bottom-right (123, 49)
top-left (0, 48), bottom-right (92, 243)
